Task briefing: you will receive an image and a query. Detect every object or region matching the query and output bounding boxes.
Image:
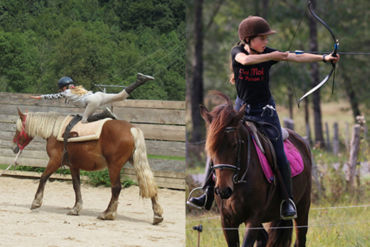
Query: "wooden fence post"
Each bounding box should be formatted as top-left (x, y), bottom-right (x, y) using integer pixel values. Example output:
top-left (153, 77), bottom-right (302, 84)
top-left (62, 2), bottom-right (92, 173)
top-left (333, 122), bottom-right (339, 155)
top-left (345, 122), bottom-right (350, 152)
top-left (325, 122), bottom-right (331, 151)
top-left (347, 116), bottom-right (366, 191)
top-left (311, 158), bottom-right (322, 200)
top-left (283, 118), bottom-right (294, 130)
top-left (305, 123), bottom-right (312, 146)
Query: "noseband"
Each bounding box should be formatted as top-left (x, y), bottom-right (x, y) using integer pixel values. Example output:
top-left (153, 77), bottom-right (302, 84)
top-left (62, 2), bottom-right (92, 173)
top-left (212, 125), bottom-right (251, 184)
top-left (13, 115), bottom-right (32, 151)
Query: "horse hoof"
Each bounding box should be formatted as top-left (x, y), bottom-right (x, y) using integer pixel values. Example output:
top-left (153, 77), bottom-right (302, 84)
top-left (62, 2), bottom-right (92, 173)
top-left (98, 212), bottom-right (116, 220)
top-left (31, 201), bottom-right (41, 210)
top-left (153, 215), bottom-right (163, 225)
top-left (67, 209), bottom-right (80, 216)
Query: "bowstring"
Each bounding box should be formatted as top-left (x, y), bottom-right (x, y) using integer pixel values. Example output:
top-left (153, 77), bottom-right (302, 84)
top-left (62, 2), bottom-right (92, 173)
top-left (285, 6), bottom-right (307, 108)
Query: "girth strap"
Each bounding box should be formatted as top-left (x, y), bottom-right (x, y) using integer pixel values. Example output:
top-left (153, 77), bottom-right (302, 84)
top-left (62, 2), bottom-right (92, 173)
top-left (62, 114), bottom-right (82, 166)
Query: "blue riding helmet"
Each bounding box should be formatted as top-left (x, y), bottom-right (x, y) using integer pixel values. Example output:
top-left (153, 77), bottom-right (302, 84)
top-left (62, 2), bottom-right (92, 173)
top-left (58, 76), bottom-right (74, 89)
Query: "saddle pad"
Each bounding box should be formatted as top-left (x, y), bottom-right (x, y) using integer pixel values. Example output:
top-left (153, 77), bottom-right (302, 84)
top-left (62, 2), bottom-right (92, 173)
top-left (56, 116), bottom-right (112, 142)
top-left (253, 138), bottom-right (304, 183)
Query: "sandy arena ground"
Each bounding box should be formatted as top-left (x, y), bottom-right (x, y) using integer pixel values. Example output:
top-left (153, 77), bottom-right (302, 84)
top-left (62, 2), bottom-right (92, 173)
top-left (0, 176), bottom-right (185, 247)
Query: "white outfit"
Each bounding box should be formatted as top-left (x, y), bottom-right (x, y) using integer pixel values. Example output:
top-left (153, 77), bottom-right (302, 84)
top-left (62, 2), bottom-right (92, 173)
top-left (41, 89), bottom-right (129, 122)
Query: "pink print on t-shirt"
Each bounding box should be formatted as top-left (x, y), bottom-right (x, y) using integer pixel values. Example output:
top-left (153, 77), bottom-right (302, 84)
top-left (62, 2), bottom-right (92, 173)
top-left (239, 68), bottom-right (265, 82)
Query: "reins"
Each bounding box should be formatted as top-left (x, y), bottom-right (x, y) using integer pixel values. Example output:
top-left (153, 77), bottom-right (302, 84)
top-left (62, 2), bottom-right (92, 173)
top-left (212, 123), bottom-right (252, 184)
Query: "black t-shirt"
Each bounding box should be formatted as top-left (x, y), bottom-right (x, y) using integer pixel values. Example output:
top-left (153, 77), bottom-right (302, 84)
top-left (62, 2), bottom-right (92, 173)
top-left (231, 45), bottom-right (278, 105)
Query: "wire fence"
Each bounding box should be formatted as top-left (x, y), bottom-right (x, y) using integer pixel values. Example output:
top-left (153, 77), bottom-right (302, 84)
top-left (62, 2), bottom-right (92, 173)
top-left (187, 203), bottom-right (370, 231)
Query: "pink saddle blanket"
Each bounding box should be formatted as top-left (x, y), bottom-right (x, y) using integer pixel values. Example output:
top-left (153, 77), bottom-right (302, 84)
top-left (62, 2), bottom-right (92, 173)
top-left (253, 137), bottom-right (304, 183)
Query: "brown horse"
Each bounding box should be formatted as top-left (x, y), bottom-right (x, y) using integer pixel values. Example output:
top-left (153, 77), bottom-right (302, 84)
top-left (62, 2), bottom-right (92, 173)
top-left (12, 109), bottom-right (163, 225)
top-left (200, 92), bottom-right (312, 247)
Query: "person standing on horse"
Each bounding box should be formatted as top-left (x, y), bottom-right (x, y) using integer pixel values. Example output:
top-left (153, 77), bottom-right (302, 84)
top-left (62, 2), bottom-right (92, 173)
top-left (31, 73), bottom-right (154, 123)
top-left (188, 16), bottom-right (339, 220)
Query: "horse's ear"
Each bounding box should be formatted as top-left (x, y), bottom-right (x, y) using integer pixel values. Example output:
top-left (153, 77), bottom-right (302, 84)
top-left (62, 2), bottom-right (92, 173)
top-left (17, 107), bottom-right (26, 121)
top-left (200, 104), bottom-right (212, 124)
top-left (234, 104), bottom-right (246, 125)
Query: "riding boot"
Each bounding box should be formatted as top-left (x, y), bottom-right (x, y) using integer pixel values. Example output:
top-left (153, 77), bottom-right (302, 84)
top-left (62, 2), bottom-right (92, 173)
top-left (125, 73), bottom-right (154, 94)
top-left (187, 158), bottom-right (215, 210)
top-left (279, 163), bottom-right (297, 220)
top-left (87, 108), bottom-right (117, 122)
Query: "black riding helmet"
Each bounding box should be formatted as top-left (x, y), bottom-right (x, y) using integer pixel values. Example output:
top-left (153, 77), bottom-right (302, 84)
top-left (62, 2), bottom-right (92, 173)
top-left (58, 76), bottom-right (74, 89)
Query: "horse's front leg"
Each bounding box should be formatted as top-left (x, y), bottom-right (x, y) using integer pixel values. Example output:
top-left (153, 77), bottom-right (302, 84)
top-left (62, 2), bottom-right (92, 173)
top-left (31, 159), bottom-right (60, 209)
top-left (67, 167), bottom-right (83, 215)
top-left (221, 217), bottom-right (240, 247)
top-left (242, 222), bottom-right (268, 247)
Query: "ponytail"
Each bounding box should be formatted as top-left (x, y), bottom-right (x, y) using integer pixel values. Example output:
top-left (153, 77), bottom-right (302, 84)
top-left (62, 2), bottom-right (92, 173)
top-left (70, 85), bottom-right (88, 96)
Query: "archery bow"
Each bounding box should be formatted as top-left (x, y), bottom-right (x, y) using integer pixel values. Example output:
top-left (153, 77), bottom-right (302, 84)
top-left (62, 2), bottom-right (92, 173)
top-left (297, 0), bottom-right (339, 105)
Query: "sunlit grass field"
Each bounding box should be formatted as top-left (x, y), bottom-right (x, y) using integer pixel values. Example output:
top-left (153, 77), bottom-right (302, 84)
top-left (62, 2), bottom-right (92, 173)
top-left (276, 100), bottom-right (355, 138)
top-left (186, 205), bottom-right (370, 246)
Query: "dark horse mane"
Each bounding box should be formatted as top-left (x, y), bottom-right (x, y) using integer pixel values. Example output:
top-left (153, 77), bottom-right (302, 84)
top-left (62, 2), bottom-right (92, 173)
top-left (205, 91), bottom-right (241, 158)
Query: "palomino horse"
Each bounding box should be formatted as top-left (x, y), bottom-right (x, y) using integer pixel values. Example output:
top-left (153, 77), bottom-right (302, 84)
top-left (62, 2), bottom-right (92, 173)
top-left (200, 92), bottom-right (312, 247)
top-left (12, 109), bottom-right (163, 225)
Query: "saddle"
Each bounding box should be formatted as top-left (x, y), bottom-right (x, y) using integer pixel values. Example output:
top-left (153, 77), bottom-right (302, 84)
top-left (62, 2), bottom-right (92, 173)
top-left (57, 115), bottom-right (112, 142)
top-left (244, 121), bottom-right (304, 183)
top-left (245, 121), bottom-right (289, 170)
top-left (57, 115), bottom-right (112, 166)
top-left (247, 122), bottom-right (276, 174)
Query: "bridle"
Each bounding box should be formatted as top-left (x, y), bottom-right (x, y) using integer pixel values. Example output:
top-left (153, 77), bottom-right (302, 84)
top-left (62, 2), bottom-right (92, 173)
top-left (13, 115), bottom-right (32, 151)
top-left (212, 125), bottom-right (251, 184)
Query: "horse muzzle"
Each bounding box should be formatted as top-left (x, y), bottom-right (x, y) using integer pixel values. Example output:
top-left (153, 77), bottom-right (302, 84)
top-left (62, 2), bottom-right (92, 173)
top-left (12, 144), bottom-right (19, 154)
top-left (215, 186), bottom-right (233, 199)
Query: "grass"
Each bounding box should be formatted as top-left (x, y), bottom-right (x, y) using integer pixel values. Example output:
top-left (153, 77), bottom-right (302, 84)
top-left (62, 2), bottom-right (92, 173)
top-left (0, 164), bottom-right (136, 188)
top-left (186, 205), bottom-right (370, 246)
top-left (276, 100), bottom-right (355, 138)
top-left (148, 154), bottom-right (185, 161)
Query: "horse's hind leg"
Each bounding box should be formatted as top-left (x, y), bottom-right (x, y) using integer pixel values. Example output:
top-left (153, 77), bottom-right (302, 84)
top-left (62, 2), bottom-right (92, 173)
top-left (98, 166), bottom-right (122, 220)
top-left (294, 192), bottom-right (311, 247)
top-left (151, 195), bottom-right (163, 225)
top-left (31, 159), bottom-right (60, 209)
top-left (67, 167), bottom-right (83, 215)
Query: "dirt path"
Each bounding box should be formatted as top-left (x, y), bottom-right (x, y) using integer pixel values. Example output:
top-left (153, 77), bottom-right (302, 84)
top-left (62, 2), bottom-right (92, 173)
top-left (0, 176), bottom-right (185, 247)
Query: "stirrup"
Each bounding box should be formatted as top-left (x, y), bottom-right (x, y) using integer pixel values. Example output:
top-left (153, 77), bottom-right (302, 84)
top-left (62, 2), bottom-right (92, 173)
top-left (186, 187), bottom-right (207, 209)
top-left (280, 198), bottom-right (297, 220)
top-left (105, 107), bottom-right (118, 120)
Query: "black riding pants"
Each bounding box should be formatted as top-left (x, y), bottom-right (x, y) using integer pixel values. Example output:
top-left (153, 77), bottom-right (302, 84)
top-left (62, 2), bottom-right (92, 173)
top-left (235, 97), bottom-right (292, 196)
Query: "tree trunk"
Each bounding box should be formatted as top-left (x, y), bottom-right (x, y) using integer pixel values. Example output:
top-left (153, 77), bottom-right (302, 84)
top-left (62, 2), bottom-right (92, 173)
top-left (190, 0), bottom-right (205, 143)
top-left (262, 0), bottom-right (269, 18)
top-left (308, 0), bottom-right (324, 147)
top-left (342, 72), bottom-right (361, 120)
top-left (288, 87), bottom-right (293, 119)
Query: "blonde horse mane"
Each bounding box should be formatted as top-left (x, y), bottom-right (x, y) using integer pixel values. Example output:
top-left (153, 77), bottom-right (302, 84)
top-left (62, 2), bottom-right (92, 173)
top-left (16, 112), bottom-right (65, 139)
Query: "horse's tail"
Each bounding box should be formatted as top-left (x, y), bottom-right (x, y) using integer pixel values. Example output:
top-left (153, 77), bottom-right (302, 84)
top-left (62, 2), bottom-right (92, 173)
top-left (130, 127), bottom-right (158, 198)
top-left (267, 219), bottom-right (293, 247)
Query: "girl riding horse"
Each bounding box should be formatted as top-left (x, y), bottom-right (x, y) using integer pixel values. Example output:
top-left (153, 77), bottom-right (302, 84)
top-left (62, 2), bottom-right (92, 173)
top-left (31, 73), bottom-right (154, 123)
top-left (188, 16), bottom-right (339, 220)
